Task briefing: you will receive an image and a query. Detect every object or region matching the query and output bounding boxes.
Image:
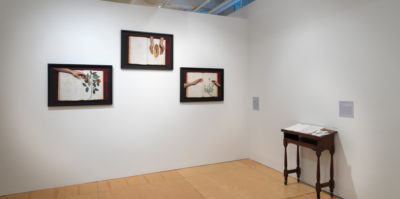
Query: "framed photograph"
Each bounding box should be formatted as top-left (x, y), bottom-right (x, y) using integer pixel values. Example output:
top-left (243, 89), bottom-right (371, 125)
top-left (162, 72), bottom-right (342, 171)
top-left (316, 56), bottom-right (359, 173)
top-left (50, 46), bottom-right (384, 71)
top-left (180, 67), bottom-right (224, 102)
top-left (48, 64), bottom-right (113, 106)
top-left (121, 30), bottom-right (173, 70)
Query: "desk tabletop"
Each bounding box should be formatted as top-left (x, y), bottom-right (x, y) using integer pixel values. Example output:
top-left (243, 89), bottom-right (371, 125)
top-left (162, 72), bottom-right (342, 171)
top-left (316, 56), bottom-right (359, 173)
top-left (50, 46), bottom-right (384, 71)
top-left (281, 128), bottom-right (338, 140)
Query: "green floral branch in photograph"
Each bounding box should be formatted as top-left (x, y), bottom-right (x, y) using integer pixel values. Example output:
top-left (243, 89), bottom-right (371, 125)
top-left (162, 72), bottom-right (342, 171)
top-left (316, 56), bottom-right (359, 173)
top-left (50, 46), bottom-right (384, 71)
top-left (204, 82), bottom-right (215, 95)
top-left (82, 71), bottom-right (101, 95)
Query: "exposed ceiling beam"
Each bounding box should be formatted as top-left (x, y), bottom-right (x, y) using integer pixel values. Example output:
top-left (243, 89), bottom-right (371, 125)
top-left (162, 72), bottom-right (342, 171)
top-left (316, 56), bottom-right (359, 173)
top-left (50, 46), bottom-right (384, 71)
top-left (214, 0), bottom-right (240, 14)
top-left (192, 0), bottom-right (210, 12)
top-left (160, 0), bottom-right (168, 7)
top-left (208, 0), bottom-right (236, 14)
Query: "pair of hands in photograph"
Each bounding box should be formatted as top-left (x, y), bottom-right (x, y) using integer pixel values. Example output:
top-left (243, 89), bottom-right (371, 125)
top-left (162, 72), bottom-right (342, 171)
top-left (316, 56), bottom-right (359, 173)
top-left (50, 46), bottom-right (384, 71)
top-left (184, 78), bottom-right (221, 88)
top-left (149, 36), bottom-right (166, 56)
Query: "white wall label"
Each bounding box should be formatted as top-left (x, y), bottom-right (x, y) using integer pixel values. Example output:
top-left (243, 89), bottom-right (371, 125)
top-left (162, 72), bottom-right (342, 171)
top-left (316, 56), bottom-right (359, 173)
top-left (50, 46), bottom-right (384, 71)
top-left (253, 97), bottom-right (260, 111)
top-left (339, 101), bottom-right (354, 118)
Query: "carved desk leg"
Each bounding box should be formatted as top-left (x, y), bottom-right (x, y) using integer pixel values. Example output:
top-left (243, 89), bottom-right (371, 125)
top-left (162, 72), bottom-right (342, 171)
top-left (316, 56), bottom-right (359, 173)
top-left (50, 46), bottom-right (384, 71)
top-left (284, 140), bottom-right (288, 185)
top-left (329, 148), bottom-right (335, 197)
top-left (296, 145), bottom-right (301, 182)
top-left (316, 151), bottom-right (321, 199)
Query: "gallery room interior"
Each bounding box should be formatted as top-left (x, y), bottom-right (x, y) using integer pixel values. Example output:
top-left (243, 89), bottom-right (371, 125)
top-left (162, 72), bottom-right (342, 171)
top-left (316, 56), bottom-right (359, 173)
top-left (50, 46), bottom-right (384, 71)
top-left (0, 0), bottom-right (399, 198)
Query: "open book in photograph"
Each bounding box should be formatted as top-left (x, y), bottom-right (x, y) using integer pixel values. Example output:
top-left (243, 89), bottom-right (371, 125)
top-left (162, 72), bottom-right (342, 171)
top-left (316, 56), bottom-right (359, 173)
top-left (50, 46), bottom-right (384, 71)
top-left (48, 64), bottom-right (112, 106)
top-left (121, 30), bottom-right (173, 70)
top-left (129, 36), bottom-right (166, 65)
top-left (186, 72), bottom-right (219, 98)
top-left (58, 70), bottom-right (104, 101)
top-left (180, 67), bottom-right (224, 102)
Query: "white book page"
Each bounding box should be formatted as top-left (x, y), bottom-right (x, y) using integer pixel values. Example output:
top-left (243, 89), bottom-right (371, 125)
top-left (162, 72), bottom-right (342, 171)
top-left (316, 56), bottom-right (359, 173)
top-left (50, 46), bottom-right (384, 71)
top-left (58, 70), bottom-right (104, 101)
top-left (284, 124), bottom-right (309, 132)
top-left (301, 125), bottom-right (323, 134)
top-left (129, 36), bottom-right (148, 65)
top-left (312, 130), bottom-right (329, 137)
top-left (186, 72), bottom-right (203, 98)
top-left (202, 73), bottom-right (218, 97)
top-left (284, 123), bottom-right (323, 134)
top-left (147, 38), bottom-right (166, 65)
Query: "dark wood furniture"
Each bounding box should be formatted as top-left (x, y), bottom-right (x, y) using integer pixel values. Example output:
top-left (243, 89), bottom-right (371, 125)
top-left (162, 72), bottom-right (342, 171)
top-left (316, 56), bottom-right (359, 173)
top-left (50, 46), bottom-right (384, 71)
top-left (282, 128), bottom-right (337, 199)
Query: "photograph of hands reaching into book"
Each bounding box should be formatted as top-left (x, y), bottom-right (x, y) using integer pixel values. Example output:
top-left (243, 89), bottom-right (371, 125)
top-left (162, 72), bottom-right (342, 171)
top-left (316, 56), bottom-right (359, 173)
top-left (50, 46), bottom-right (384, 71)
top-left (129, 35), bottom-right (167, 65)
top-left (180, 68), bottom-right (223, 102)
top-left (149, 36), bottom-right (165, 58)
top-left (185, 72), bottom-right (221, 98)
top-left (53, 67), bottom-right (104, 101)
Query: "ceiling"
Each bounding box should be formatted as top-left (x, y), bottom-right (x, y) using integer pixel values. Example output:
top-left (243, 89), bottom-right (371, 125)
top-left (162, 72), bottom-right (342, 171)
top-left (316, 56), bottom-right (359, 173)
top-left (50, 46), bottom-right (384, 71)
top-left (103, 0), bottom-right (254, 16)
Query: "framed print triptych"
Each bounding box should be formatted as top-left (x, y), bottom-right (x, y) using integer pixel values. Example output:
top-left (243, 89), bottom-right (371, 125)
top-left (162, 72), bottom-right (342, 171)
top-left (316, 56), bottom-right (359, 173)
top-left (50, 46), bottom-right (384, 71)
top-left (47, 31), bottom-right (226, 106)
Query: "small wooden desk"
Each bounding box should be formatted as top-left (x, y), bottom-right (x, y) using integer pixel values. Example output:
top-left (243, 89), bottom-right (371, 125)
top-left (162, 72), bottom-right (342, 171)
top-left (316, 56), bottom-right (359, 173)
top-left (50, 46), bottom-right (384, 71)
top-left (282, 128), bottom-right (337, 199)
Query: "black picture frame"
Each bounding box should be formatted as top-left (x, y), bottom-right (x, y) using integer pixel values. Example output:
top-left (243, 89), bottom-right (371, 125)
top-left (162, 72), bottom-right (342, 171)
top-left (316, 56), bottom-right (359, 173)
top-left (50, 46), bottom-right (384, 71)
top-left (48, 64), bottom-right (113, 106)
top-left (180, 67), bottom-right (224, 102)
top-left (121, 30), bottom-right (173, 70)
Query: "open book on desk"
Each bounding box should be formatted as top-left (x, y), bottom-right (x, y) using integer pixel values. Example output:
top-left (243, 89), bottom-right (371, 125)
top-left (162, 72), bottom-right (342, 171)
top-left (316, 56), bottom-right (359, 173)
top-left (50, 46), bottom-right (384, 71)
top-left (284, 123), bottom-right (329, 137)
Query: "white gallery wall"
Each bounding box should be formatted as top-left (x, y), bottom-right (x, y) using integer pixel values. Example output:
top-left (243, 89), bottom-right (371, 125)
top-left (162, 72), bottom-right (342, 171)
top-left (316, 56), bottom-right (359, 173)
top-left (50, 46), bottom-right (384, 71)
top-left (0, 0), bottom-right (249, 196)
top-left (2, 0), bottom-right (400, 198)
top-left (240, 0), bottom-right (400, 198)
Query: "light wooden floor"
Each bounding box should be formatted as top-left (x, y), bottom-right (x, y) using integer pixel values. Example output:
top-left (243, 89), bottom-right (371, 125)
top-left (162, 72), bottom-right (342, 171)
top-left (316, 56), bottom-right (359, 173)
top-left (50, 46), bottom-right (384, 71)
top-left (1, 159), bottom-right (339, 199)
